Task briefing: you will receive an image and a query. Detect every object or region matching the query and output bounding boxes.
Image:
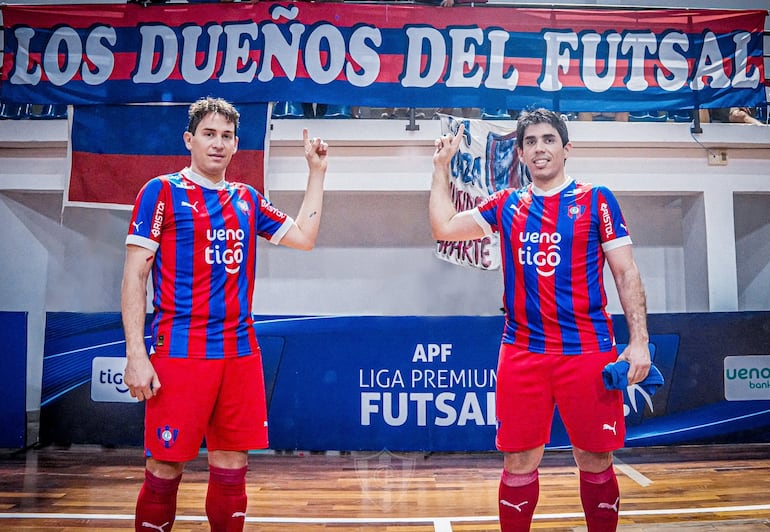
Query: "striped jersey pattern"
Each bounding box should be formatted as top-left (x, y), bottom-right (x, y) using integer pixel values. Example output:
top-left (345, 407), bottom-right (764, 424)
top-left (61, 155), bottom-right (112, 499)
top-left (126, 168), bottom-right (292, 359)
top-left (473, 178), bottom-right (631, 355)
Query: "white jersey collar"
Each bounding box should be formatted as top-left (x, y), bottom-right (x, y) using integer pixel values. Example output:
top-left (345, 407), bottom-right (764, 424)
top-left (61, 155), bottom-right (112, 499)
top-left (531, 177), bottom-right (573, 197)
top-left (180, 167), bottom-right (228, 190)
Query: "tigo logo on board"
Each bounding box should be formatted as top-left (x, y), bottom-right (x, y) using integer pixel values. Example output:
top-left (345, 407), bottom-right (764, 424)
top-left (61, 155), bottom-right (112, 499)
top-left (91, 356), bottom-right (138, 403)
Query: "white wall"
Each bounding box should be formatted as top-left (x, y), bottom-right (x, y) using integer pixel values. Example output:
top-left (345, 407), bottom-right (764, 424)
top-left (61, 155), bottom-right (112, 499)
top-left (735, 193), bottom-right (770, 310)
top-left (0, 194), bottom-right (49, 418)
top-left (3, 119), bottom-right (769, 320)
top-left (264, 118), bottom-right (770, 314)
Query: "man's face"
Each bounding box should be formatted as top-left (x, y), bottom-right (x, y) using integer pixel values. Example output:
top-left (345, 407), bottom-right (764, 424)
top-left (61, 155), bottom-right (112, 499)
top-left (183, 112), bottom-right (238, 182)
top-left (517, 122), bottom-right (571, 184)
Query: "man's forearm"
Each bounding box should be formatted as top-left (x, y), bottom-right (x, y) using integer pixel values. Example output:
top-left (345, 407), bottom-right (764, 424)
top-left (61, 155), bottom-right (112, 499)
top-left (429, 165), bottom-right (458, 239)
top-left (293, 171), bottom-right (325, 247)
top-left (121, 275), bottom-right (149, 359)
top-left (617, 267), bottom-right (649, 345)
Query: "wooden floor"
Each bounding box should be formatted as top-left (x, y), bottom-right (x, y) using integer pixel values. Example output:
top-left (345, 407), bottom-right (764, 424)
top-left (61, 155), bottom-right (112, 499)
top-left (1, 443), bottom-right (770, 531)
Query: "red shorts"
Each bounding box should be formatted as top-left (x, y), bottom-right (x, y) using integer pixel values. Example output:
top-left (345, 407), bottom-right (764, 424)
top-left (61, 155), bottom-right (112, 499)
top-left (144, 354), bottom-right (269, 462)
top-left (495, 344), bottom-right (625, 453)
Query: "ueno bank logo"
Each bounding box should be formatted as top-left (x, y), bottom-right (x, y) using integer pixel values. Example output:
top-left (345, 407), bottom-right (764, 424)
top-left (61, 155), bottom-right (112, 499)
top-left (205, 227), bottom-right (245, 274)
top-left (91, 357), bottom-right (138, 403)
top-left (724, 355), bottom-right (770, 401)
top-left (518, 231), bottom-right (561, 277)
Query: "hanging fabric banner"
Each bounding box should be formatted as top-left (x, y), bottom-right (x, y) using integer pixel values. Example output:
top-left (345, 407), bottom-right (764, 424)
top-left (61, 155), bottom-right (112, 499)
top-left (434, 115), bottom-right (529, 271)
top-left (66, 102), bottom-right (269, 208)
top-left (1, 4), bottom-right (765, 111)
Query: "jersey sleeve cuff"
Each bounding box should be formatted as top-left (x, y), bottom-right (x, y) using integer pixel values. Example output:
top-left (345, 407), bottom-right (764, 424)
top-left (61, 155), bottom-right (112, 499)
top-left (126, 234), bottom-right (160, 252)
top-left (269, 216), bottom-right (295, 245)
top-left (602, 235), bottom-right (632, 252)
top-left (470, 208), bottom-right (494, 235)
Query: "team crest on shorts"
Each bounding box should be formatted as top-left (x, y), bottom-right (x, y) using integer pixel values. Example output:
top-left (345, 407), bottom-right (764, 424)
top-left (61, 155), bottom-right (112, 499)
top-left (157, 425), bottom-right (179, 448)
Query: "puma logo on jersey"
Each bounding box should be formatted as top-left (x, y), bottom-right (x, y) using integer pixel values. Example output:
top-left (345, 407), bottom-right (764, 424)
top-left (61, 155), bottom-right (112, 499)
top-left (602, 421), bottom-right (617, 435)
top-left (598, 497), bottom-right (620, 512)
top-left (141, 521), bottom-right (170, 531)
top-left (181, 200), bottom-right (199, 213)
top-left (500, 499), bottom-right (529, 512)
top-left (132, 221), bottom-right (143, 232)
top-left (232, 512), bottom-right (247, 518)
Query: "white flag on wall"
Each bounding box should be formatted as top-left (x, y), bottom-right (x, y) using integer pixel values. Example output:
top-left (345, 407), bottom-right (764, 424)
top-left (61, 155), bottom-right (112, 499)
top-left (434, 115), bottom-right (530, 271)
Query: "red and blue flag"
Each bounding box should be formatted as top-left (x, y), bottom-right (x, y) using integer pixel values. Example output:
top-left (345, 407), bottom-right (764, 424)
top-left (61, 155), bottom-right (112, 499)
top-left (66, 103), bottom-right (268, 207)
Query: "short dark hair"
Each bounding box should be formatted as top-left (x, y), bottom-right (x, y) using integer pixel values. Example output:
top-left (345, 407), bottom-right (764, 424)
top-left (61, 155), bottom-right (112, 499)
top-left (515, 108), bottom-right (569, 149)
top-left (187, 97), bottom-right (240, 135)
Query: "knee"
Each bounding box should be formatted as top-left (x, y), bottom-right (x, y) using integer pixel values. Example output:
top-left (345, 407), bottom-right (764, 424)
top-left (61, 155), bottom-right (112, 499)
top-left (208, 450), bottom-right (249, 470)
top-left (572, 448), bottom-right (613, 473)
top-left (503, 447), bottom-right (544, 474)
top-left (147, 459), bottom-right (185, 479)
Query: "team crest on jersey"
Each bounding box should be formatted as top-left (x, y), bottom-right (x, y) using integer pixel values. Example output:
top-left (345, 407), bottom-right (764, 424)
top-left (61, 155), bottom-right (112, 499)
top-left (157, 425), bottom-right (179, 448)
top-left (567, 204), bottom-right (585, 220)
top-left (237, 200), bottom-right (250, 214)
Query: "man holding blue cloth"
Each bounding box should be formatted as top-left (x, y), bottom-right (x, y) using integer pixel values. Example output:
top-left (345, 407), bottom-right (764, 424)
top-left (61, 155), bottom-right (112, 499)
top-left (603, 359), bottom-right (664, 395)
top-left (430, 109), bottom-right (651, 531)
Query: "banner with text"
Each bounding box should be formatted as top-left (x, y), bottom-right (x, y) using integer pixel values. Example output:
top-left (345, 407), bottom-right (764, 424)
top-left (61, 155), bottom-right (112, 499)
top-left (35, 312), bottom-right (770, 449)
top-left (1, 4), bottom-right (765, 111)
top-left (434, 115), bottom-right (529, 270)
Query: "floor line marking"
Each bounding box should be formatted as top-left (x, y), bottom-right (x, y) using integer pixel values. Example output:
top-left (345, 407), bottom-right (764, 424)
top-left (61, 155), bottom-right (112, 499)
top-left (2, 504), bottom-right (770, 524)
top-left (614, 457), bottom-right (653, 487)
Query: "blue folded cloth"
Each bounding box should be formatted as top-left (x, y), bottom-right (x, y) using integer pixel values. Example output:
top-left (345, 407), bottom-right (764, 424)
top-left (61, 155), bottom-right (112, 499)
top-left (602, 360), bottom-right (664, 396)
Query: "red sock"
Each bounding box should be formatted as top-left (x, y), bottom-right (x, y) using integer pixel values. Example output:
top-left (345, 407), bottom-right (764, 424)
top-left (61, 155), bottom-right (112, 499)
top-left (205, 465), bottom-right (248, 532)
top-left (135, 469), bottom-right (182, 532)
top-left (579, 466), bottom-right (620, 532)
top-left (498, 469), bottom-right (539, 532)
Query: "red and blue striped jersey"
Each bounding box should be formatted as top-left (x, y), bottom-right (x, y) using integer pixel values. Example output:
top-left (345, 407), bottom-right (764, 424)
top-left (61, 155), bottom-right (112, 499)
top-left (126, 168), bottom-right (292, 359)
top-left (472, 178), bottom-right (631, 355)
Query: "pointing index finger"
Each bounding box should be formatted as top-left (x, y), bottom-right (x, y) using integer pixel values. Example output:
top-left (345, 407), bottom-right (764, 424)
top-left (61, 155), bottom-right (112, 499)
top-left (452, 123), bottom-right (465, 148)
